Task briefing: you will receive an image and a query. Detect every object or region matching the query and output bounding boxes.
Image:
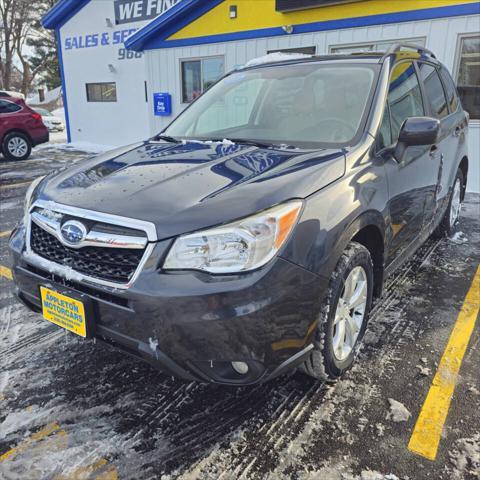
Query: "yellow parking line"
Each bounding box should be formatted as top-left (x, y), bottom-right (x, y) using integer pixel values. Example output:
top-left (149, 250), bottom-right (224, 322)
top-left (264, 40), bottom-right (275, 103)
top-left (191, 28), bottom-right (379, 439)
top-left (0, 230), bottom-right (12, 238)
top-left (0, 418), bottom-right (118, 478)
top-left (408, 265), bottom-right (480, 460)
top-left (0, 180), bottom-right (32, 190)
top-left (0, 422), bottom-right (62, 462)
top-left (54, 458), bottom-right (118, 480)
top-left (0, 265), bottom-right (12, 281)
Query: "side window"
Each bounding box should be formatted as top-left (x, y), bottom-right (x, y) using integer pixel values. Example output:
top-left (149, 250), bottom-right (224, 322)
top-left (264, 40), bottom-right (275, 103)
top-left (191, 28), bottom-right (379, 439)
top-left (417, 63), bottom-right (448, 119)
top-left (0, 100), bottom-right (21, 113)
top-left (388, 62), bottom-right (425, 142)
top-left (439, 67), bottom-right (459, 113)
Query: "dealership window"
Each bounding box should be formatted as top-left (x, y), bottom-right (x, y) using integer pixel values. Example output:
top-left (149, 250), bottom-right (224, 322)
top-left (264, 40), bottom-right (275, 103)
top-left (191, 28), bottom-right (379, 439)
top-left (417, 63), bottom-right (448, 119)
top-left (455, 35), bottom-right (480, 120)
top-left (329, 37), bottom-right (426, 54)
top-left (267, 46), bottom-right (316, 55)
top-left (86, 82), bottom-right (117, 102)
top-left (181, 57), bottom-right (224, 103)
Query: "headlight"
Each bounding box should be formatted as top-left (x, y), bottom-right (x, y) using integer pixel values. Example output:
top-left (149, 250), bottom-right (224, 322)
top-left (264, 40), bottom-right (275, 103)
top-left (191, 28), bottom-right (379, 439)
top-left (23, 175), bottom-right (45, 224)
top-left (163, 200), bottom-right (303, 274)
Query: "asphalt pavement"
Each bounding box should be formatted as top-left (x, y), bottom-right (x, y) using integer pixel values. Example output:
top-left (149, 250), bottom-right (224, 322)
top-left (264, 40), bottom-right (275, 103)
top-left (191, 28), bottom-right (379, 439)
top-left (0, 145), bottom-right (479, 480)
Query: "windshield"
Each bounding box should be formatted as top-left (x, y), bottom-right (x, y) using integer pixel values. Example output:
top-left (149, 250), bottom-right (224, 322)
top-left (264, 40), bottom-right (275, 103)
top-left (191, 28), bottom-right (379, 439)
top-left (164, 62), bottom-right (378, 148)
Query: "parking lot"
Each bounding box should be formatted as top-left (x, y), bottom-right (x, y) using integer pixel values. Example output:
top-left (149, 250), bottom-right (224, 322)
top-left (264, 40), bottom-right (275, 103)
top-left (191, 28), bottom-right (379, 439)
top-left (0, 145), bottom-right (479, 480)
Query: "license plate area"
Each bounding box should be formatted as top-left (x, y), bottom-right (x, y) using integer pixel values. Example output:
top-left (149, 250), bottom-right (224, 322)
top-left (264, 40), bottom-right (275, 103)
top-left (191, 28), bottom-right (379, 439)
top-left (40, 286), bottom-right (90, 338)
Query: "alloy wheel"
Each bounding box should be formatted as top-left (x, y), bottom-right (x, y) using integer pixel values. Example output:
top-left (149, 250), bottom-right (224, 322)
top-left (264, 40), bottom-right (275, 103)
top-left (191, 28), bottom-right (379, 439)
top-left (7, 136), bottom-right (28, 158)
top-left (332, 266), bottom-right (368, 361)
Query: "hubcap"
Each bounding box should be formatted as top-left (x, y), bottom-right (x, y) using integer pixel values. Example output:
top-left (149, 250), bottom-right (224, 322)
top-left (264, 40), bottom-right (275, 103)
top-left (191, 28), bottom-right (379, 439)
top-left (332, 266), bottom-right (368, 361)
top-left (450, 178), bottom-right (462, 226)
top-left (7, 137), bottom-right (28, 158)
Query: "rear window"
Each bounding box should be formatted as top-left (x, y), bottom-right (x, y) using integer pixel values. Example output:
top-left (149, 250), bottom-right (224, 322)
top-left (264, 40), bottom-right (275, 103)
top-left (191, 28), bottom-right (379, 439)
top-left (0, 100), bottom-right (21, 113)
top-left (418, 63), bottom-right (448, 119)
top-left (439, 67), bottom-right (459, 113)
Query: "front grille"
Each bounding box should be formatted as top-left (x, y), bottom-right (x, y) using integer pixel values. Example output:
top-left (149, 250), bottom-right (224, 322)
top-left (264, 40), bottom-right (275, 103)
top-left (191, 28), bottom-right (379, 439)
top-left (30, 222), bottom-right (145, 283)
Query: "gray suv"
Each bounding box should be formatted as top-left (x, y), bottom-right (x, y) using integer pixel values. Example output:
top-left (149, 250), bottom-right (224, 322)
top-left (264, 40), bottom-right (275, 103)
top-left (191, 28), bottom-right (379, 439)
top-left (10, 44), bottom-right (469, 385)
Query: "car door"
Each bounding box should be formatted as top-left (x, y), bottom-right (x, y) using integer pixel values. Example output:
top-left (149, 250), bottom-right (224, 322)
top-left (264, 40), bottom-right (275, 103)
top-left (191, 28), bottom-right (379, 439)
top-left (427, 65), bottom-right (467, 225)
top-left (377, 61), bottom-right (440, 264)
top-left (416, 62), bottom-right (459, 230)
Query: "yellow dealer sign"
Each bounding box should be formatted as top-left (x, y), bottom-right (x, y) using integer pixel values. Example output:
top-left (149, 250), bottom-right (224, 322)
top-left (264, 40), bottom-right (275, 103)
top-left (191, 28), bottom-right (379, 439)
top-left (40, 287), bottom-right (87, 337)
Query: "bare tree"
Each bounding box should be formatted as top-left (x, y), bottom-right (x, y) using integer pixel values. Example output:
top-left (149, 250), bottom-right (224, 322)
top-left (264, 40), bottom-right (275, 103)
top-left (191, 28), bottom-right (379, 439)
top-left (0, 0), bottom-right (55, 94)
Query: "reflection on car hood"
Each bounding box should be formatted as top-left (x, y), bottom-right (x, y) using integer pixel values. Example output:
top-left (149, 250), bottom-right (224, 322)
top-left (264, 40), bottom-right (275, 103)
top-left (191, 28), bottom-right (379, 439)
top-left (38, 140), bottom-right (345, 239)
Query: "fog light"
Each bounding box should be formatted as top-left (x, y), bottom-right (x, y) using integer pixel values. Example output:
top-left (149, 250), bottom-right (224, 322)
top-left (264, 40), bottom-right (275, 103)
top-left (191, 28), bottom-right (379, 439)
top-left (231, 361), bottom-right (249, 375)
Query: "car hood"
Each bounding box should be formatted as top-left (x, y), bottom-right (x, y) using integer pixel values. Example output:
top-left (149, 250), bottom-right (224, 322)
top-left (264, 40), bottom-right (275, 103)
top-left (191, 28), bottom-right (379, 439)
top-left (37, 140), bottom-right (345, 240)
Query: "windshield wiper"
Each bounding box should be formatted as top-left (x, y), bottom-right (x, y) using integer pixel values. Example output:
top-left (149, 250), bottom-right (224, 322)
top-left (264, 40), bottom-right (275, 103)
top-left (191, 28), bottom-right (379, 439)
top-left (153, 134), bottom-right (182, 143)
top-left (210, 138), bottom-right (276, 149)
top-left (225, 138), bottom-right (300, 150)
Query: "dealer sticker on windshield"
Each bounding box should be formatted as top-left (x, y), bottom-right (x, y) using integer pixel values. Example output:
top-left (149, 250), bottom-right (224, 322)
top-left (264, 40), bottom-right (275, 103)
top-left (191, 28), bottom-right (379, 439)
top-left (40, 287), bottom-right (86, 337)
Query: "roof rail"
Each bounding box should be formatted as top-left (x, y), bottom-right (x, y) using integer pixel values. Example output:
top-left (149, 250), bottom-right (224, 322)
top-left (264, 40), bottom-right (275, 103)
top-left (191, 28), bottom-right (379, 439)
top-left (383, 43), bottom-right (436, 60)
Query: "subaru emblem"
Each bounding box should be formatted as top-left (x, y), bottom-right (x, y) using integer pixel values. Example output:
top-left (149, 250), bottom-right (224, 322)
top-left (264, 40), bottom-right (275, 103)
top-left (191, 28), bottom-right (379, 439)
top-left (60, 220), bottom-right (87, 245)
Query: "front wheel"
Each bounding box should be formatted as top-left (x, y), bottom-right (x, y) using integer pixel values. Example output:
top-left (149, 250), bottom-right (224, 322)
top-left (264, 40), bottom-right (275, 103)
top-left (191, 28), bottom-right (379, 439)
top-left (2, 132), bottom-right (32, 161)
top-left (302, 242), bottom-right (374, 381)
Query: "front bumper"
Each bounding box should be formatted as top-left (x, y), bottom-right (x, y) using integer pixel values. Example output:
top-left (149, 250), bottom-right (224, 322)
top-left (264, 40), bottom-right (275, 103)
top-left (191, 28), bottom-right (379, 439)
top-left (9, 225), bottom-right (327, 385)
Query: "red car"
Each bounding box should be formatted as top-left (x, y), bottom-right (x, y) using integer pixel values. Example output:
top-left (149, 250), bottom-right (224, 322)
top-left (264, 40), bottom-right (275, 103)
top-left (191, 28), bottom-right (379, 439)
top-left (0, 94), bottom-right (49, 161)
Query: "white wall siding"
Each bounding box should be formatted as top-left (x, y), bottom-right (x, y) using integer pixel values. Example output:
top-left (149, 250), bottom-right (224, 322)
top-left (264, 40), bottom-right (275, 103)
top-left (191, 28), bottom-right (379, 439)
top-left (60, 1), bottom-right (151, 146)
top-left (145, 14), bottom-right (479, 191)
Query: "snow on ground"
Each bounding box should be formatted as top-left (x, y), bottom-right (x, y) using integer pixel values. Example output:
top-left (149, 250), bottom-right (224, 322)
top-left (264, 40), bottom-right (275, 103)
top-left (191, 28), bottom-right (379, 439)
top-left (51, 107), bottom-right (65, 121)
top-left (386, 399), bottom-right (411, 422)
top-left (0, 144), bottom-right (479, 480)
top-left (449, 434), bottom-right (480, 479)
top-left (35, 140), bottom-right (114, 154)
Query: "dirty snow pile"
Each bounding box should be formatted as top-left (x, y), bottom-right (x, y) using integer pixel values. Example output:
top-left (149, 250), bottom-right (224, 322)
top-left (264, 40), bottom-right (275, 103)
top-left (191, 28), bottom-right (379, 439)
top-left (450, 231), bottom-right (468, 244)
top-left (386, 398), bottom-right (411, 422)
top-left (245, 52), bottom-right (313, 67)
top-left (449, 434), bottom-right (480, 479)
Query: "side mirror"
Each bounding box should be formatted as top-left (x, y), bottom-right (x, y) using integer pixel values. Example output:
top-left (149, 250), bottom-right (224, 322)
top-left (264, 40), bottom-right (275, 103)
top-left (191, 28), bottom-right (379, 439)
top-left (394, 116), bottom-right (440, 162)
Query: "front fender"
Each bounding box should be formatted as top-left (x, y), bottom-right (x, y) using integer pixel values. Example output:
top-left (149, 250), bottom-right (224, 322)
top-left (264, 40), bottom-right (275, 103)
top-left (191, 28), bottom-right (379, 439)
top-left (281, 156), bottom-right (388, 290)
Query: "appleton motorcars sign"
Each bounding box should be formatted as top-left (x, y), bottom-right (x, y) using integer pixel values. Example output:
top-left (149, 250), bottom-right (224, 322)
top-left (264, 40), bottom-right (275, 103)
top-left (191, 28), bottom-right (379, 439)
top-left (276, 0), bottom-right (360, 12)
top-left (114, 0), bottom-right (181, 25)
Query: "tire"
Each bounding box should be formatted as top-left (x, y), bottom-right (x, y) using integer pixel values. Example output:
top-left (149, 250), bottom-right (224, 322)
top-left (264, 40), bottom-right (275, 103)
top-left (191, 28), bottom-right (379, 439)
top-left (433, 168), bottom-right (464, 238)
top-left (302, 241), bottom-right (374, 381)
top-left (2, 132), bottom-right (32, 161)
